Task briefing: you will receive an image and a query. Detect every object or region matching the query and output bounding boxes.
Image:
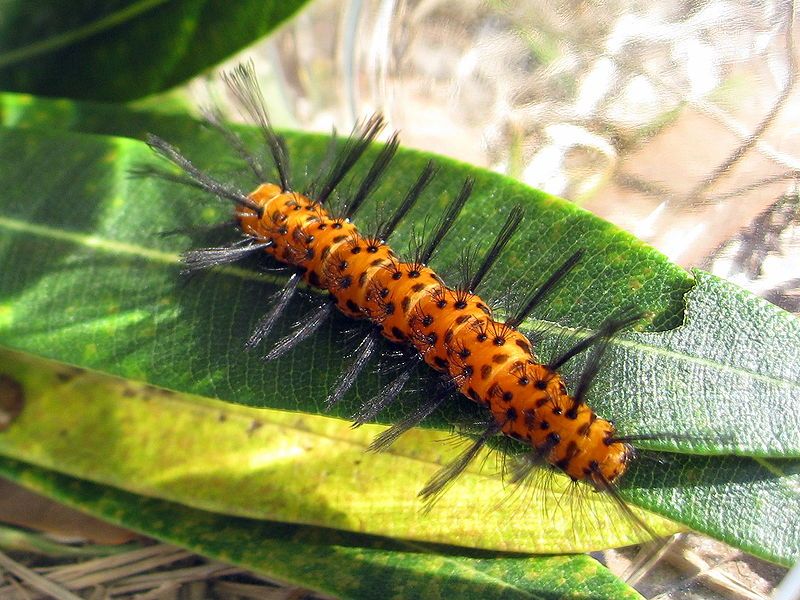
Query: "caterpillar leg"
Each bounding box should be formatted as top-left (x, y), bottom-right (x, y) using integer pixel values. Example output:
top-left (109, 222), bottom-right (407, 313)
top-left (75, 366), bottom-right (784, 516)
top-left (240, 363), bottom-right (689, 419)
top-left (264, 302), bottom-right (333, 360)
top-left (245, 272), bottom-right (303, 350)
top-left (325, 329), bottom-right (381, 408)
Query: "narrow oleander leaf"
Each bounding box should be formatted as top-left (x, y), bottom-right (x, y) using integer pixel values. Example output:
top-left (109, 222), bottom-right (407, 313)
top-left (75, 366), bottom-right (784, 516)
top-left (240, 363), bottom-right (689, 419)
top-left (0, 458), bottom-right (644, 600)
top-left (0, 349), bottom-right (674, 554)
top-left (0, 0), bottom-right (311, 101)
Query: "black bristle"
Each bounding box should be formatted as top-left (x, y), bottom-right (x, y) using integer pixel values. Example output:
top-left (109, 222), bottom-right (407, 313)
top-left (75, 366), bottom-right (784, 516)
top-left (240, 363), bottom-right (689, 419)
top-left (506, 250), bottom-right (584, 328)
top-left (201, 104), bottom-right (267, 183)
top-left (351, 361), bottom-right (418, 427)
top-left (467, 205), bottom-right (525, 293)
top-left (368, 378), bottom-right (454, 451)
top-left (181, 241), bottom-right (272, 272)
top-left (264, 303), bottom-right (333, 360)
top-left (144, 134), bottom-right (263, 214)
top-left (314, 114), bottom-right (386, 205)
top-left (222, 61), bottom-right (292, 191)
top-left (344, 133), bottom-right (401, 219)
top-left (551, 310), bottom-right (643, 406)
top-left (418, 420), bottom-right (501, 510)
top-left (375, 160), bottom-right (437, 241)
top-left (245, 273), bottom-right (302, 350)
top-left (418, 177), bottom-right (472, 265)
top-left (326, 330), bottom-right (381, 407)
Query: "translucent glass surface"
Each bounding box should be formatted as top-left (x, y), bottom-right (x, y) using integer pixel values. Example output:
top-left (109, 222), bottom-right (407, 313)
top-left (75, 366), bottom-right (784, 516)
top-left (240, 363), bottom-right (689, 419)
top-left (205, 0), bottom-right (799, 308)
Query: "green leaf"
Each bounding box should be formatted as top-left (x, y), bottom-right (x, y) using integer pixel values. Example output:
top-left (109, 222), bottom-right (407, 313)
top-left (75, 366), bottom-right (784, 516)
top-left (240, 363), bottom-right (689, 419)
top-left (0, 348), bottom-right (676, 555)
top-left (0, 94), bottom-right (798, 564)
top-left (0, 459), bottom-right (643, 600)
top-left (0, 0), bottom-right (310, 101)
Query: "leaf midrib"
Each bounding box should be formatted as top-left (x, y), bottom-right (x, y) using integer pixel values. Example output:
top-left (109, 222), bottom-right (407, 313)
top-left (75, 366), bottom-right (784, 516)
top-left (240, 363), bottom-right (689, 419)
top-left (0, 0), bottom-right (171, 69)
top-left (0, 214), bottom-right (277, 284)
top-left (2, 214), bottom-right (796, 394)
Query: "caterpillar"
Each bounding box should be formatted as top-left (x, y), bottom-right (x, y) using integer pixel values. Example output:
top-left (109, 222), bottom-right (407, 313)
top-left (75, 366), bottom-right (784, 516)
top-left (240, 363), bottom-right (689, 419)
top-left (143, 63), bottom-right (655, 528)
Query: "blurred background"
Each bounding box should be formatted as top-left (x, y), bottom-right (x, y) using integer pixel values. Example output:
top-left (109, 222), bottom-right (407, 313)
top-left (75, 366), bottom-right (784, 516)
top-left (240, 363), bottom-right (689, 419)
top-left (196, 0), bottom-right (800, 313)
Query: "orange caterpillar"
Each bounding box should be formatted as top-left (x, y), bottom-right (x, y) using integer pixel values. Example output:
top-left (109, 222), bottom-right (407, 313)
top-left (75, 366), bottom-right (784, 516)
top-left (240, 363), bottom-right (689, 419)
top-left (144, 63), bottom-right (643, 510)
top-left (240, 181), bottom-right (633, 493)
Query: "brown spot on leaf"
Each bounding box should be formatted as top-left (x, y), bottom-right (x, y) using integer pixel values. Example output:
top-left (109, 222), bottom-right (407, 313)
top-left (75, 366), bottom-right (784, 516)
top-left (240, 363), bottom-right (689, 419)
top-left (55, 366), bottom-right (84, 383)
top-left (0, 375), bottom-right (23, 430)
